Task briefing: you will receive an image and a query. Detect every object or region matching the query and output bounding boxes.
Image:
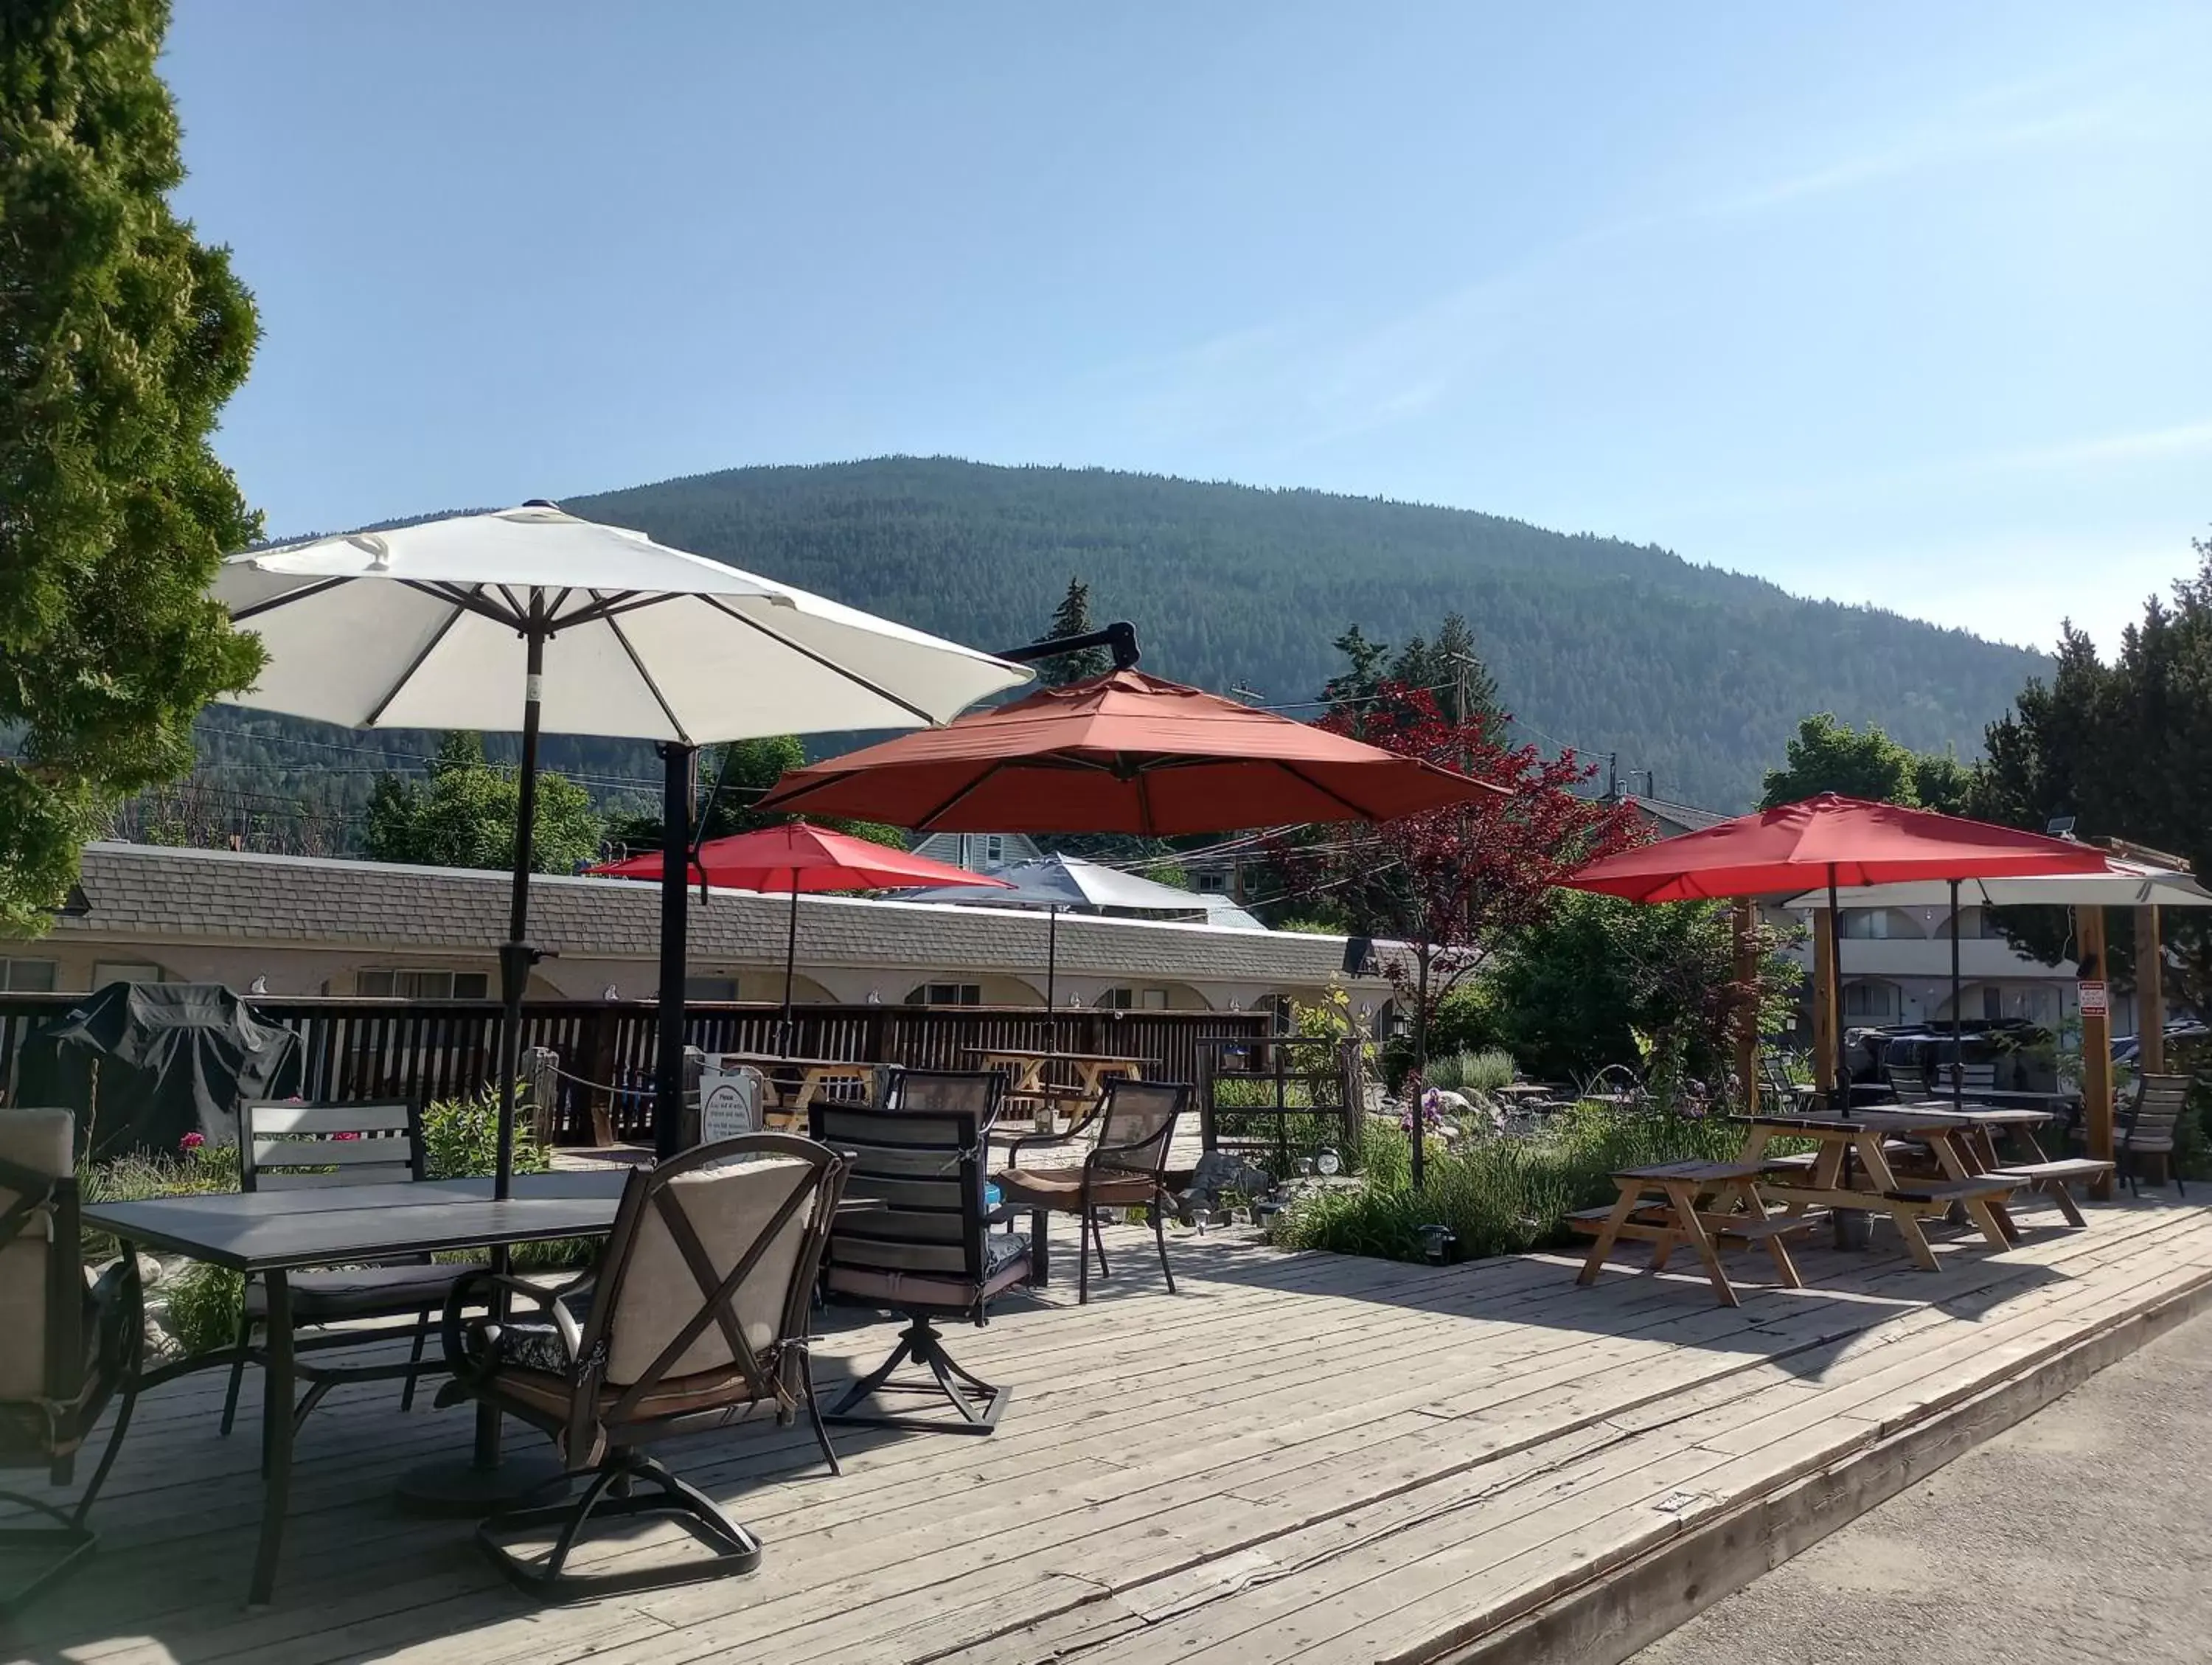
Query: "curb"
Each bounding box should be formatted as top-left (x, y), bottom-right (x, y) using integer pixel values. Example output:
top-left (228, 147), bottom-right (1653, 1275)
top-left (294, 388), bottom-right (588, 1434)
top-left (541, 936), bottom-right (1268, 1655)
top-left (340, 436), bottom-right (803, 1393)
top-left (1424, 1262), bottom-right (2212, 1665)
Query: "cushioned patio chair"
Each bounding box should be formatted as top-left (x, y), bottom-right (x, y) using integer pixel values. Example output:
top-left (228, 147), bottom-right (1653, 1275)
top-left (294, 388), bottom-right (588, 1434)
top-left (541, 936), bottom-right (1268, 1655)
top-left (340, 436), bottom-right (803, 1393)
top-left (813, 1103), bottom-right (1029, 1434)
top-left (437, 1133), bottom-right (848, 1601)
top-left (993, 1079), bottom-right (1189, 1304)
top-left (0, 1108), bottom-right (142, 1616)
top-left (220, 1099), bottom-right (481, 1441)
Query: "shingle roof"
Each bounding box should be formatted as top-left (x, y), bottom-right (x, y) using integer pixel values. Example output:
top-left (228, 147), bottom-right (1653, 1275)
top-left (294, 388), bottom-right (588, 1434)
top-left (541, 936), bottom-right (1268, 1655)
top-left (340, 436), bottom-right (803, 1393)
top-left (60, 843), bottom-right (1383, 987)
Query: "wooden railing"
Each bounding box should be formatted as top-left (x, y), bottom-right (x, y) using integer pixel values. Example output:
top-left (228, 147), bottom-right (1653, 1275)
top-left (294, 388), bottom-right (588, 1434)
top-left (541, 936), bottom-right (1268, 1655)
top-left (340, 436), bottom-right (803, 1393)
top-left (0, 993), bottom-right (1272, 1146)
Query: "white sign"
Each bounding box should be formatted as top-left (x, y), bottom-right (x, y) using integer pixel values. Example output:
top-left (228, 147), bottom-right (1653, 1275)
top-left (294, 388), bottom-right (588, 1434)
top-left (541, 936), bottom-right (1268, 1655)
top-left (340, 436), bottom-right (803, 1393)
top-left (699, 1061), bottom-right (764, 1144)
top-left (2078, 980), bottom-right (2109, 1018)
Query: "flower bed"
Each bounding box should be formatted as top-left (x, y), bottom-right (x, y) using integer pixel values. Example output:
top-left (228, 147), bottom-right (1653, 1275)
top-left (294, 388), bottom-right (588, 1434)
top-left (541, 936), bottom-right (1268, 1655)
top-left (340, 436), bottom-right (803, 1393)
top-left (1270, 1102), bottom-right (1740, 1264)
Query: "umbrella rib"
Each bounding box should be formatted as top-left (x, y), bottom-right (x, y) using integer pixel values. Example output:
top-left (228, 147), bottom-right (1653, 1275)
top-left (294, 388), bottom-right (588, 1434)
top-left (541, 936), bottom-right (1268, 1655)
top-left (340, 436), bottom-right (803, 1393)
top-left (408, 581), bottom-right (528, 630)
top-left (1276, 761), bottom-right (1378, 821)
top-left (557, 589), bottom-right (664, 629)
top-left (911, 758), bottom-right (1015, 830)
top-left (695, 595), bottom-right (940, 727)
top-left (601, 610), bottom-right (694, 745)
top-left (229, 575), bottom-right (352, 623)
top-left (363, 600), bottom-right (468, 727)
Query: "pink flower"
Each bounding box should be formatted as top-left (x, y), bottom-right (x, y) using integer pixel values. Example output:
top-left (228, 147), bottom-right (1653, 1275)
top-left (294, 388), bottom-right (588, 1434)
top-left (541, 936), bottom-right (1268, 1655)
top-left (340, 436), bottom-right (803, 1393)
top-left (333, 1131), bottom-right (361, 1141)
top-left (179, 1131), bottom-right (205, 1151)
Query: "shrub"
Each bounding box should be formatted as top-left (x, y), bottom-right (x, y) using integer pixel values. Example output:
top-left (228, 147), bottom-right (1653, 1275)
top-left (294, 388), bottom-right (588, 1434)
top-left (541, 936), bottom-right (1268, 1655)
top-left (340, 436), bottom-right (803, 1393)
top-left (1272, 1104), bottom-right (1739, 1264)
top-left (80, 1138), bottom-right (240, 1263)
top-left (421, 1085), bottom-right (553, 1181)
top-left (1425, 1049), bottom-right (1516, 1097)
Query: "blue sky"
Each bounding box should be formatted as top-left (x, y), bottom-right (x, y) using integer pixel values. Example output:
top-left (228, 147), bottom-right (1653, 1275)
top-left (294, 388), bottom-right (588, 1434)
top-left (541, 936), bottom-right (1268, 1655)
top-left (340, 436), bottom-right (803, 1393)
top-left (164, 1), bottom-right (2210, 656)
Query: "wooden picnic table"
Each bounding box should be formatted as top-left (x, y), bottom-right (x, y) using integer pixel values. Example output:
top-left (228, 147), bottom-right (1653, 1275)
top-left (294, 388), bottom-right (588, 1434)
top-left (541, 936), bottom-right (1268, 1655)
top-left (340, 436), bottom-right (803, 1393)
top-left (713, 1053), bottom-right (875, 1122)
top-left (1573, 1158), bottom-right (1817, 1307)
top-left (1735, 1112), bottom-right (2022, 1268)
top-left (969, 1048), bottom-right (1149, 1132)
top-left (1891, 1100), bottom-right (2111, 1226)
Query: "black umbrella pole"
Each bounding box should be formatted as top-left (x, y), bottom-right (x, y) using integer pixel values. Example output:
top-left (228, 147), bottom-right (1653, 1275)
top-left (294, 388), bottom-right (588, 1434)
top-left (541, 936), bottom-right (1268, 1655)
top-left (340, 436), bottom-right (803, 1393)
top-left (494, 618), bottom-right (546, 1203)
top-left (1828, 866), bottom-right (1848, 1111)
top-left (654, 743), bottom-right (695, 1159)
top-left (781, 886), bottom-right (799, 1057)
top-left (1950, 878), bottom-right (1964, 1111)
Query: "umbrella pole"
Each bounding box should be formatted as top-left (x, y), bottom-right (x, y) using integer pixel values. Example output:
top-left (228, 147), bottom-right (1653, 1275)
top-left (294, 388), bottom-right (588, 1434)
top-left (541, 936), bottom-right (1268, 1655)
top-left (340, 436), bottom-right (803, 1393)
top-left (1949, 879), bottom-right (1964, 1111)
top-left (653, 743), bottom-right (695, 1160)
top-left (1827, 866), bottom-right (1848, 1111)
top-left (781, 886), bottom-right (799, 1057)
top-left (1046, 906), bottom-right (1059, 1029)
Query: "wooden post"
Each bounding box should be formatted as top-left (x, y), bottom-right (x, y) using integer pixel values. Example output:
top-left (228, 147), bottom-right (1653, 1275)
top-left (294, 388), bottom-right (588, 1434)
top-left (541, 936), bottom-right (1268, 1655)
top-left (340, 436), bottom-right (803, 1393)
top-left (1733, 899), bottom-right (1761, 1116)
top-left (2137, 903), bottom-right (2165, 1076)
top-left (1812, 908), bottom-right (1839, 1100)
top-left (2080, 906), bottom-right (2114, 1200)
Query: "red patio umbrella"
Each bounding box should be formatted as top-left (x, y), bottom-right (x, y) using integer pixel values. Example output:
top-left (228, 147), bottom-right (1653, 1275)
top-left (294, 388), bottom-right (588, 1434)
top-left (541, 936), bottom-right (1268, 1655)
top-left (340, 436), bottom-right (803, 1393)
top-left (754, 668), bottom-right (1504, 835)
top-left (591, 822), bottom-right (1010, 1051)
top-left (1560, 794), bottom-right (2106, 1102)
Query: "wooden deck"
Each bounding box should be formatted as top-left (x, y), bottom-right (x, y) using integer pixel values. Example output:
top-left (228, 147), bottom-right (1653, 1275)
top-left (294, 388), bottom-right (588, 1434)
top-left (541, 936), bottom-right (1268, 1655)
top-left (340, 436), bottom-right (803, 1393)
top-left (8, 1195), bottom-right (2212, 1665)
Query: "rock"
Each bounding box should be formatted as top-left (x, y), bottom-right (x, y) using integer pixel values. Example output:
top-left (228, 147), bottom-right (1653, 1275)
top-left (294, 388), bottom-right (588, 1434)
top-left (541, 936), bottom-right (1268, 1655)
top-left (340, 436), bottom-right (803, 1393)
top-left (1424, 1088), bottom-right (1475, 1117)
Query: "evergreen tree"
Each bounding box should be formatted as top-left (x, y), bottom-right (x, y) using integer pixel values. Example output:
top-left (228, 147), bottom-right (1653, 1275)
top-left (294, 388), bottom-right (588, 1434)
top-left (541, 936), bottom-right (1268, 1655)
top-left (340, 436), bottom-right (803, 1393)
top-left (1321, 624), bottom-right (1391, 720)
top-left (0, 0), bottom-right (265, 928)
top-left (1389, 613), bottom-right (1502, 729)
top-left (1037, 575), bottom-right (1110, 686)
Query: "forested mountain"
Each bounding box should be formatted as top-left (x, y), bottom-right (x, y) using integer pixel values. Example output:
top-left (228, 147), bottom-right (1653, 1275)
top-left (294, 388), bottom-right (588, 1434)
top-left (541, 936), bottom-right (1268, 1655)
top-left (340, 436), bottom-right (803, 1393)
top-left (571, 458), bottom-right (2047, 810)
top-left (170, 456), bottom-right (2048, 846)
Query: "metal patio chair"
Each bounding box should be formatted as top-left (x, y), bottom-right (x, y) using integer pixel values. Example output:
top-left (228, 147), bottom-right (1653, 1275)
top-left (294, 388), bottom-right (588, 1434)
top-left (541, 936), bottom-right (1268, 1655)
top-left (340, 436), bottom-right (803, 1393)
top-left (994, 1079), bottom-right (1188, 1304)
top-left (219, 1099), bottom-right (481, 1440)
top-left (813, 1103), bottom-right (1030, 1434)
top-left (438, 1133), bottom-right (849, 1600)
top-left (0, 1108), bottom-right (143, 1616)
top-left (881, 1067), bottom-right (1007, 1130)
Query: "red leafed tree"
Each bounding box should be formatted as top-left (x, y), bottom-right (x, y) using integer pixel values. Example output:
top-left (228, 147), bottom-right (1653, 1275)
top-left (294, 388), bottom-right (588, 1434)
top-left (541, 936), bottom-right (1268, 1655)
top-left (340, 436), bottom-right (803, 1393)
top-left (1271, 683), bottom-right (1646, 1183)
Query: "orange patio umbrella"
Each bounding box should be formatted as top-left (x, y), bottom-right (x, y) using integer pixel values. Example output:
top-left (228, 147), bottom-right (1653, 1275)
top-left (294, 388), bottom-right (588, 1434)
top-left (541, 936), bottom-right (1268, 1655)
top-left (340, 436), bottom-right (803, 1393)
top-left (591, 822), bottom-right (1009, 1051)
top-left (755, 669), bottom-right (1503, 835)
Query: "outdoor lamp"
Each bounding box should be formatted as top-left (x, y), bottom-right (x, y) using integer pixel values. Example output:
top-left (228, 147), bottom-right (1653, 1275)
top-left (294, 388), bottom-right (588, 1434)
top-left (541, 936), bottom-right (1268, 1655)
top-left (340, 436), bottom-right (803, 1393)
top-left (1418, 1224), bottom-right (1458, 1265)
top-left (1316, 1149), bottom-right (1342, 1177)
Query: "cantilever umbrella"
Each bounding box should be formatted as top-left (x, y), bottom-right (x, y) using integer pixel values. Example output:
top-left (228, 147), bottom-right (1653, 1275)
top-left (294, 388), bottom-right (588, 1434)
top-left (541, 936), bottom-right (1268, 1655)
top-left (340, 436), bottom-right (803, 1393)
top-left (1562, 794), bottom-right (2107, 1102)
top-left (757, 668), bottom-right (1505, 834)
top-left (897, 852), bottom-right (1225, 1009)
top-left (591, 823), bottom-right (1010, 1049)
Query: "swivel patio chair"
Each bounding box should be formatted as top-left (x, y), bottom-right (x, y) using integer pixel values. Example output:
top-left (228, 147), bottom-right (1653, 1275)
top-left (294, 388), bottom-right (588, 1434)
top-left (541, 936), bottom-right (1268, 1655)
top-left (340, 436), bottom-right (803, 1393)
top-left (0, 1108), bottom-right (143, 1616)
top-left (438, 1133), bottom-right (849, 1600)
top-left (2118, 1073), bottom-right (2192, 1197)
top-left (813, 1104), bottom-right (1030, 1435)
top-left (993, 1078), bottom-right (1188, 1304)
top-left (220, 1100), bottom-right (482, 1441)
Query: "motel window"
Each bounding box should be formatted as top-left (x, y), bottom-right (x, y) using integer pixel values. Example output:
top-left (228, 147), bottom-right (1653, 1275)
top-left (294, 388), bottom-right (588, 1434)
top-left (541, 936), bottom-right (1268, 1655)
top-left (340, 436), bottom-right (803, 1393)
top-left (0, 959), bottom-right (56, 993)
top-left (1842, 981), bottom-right (1901, 1021)
top-left (904, 982), bottom-right (981, 1007)
top-left (1096, 987), bottom-right (1171, 1011)
top-left (1194, 870), bottom-right (1228, 895)
top-left (92, 962), bottom-right (163, 988)
top-left (358, 969), bottom-right (491, 1000)
top-left (984, 835), bottom-right (1004, 866)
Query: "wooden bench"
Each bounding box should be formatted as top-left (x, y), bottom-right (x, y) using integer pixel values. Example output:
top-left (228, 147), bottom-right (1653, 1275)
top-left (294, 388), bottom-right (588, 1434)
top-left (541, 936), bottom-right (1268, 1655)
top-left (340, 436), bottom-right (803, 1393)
top-left (1989, 1156), bottom-right (2116, 1228)
top-left (1573, 1160), bottom-right (1814, 1308)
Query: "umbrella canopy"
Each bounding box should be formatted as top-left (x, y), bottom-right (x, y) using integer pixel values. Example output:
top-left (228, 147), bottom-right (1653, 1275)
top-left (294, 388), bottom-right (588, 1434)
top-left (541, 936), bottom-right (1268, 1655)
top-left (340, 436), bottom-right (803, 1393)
top-left (756, 668), bottom-right (1504, 835)
top-left (590, 824), bottom-right (1009, 1049)
top-left (1560, 794), bottom-right (2107, 903)
top-left (214, 504), bottom-right (1031, 1179)
top-left (215, 503), bottom-right (1026, 739)
top-left (894, 852), bottom-right (1209, 913)
top-left (1776, 858), bottom-right (2212, 913)
top-left (591, 822), bottom-right (1014, 894)
top-left (1561, 795), bottom-right (2106, 1110)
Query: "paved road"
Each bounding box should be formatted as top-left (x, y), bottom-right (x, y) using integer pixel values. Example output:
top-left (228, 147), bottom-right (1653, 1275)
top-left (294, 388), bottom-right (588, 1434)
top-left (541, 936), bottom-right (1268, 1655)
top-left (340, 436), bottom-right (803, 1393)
top-left (1634, 1308), bottom-right (2212, 1665)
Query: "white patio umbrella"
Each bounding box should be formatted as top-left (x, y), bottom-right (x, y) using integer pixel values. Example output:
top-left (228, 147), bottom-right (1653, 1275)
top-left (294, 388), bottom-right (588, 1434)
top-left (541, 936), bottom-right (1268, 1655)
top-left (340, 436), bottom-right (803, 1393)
top-left (896, 852), bottom-right (1215, 1008)
top-left (1781, 858), bottom-right (2212, 1104)
top-left (218, 504), bottom-right (1028, 1164)
top-left (212, 503), bottom-right (1029, 1503)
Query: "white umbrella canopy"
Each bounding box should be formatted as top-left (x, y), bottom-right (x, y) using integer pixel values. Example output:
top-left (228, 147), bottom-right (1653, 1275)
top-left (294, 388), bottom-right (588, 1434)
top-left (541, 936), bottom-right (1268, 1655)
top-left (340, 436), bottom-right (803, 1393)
top-left (895, 852), bottom-right (1211, 913)
top-left (1779, 858), bottom-right (2212, 913)
top-left (214, 503), bottom-right (1025, 739)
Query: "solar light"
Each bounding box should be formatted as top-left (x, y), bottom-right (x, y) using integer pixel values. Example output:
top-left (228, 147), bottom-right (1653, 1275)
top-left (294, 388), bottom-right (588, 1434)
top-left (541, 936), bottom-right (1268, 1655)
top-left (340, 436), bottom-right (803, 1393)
top-left (1418, 1224), bottom-right (1458, 1265)
top-left (1316, 1149), bottom-right (1342, 1177)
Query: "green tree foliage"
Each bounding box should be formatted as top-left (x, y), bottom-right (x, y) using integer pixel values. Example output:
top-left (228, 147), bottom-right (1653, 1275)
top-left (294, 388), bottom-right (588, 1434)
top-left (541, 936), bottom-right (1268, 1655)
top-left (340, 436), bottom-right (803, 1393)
top-left (0, 0), bottom-right (265, 928)
top-left (1388, 613), bottom-right (1503, 731)
top-left (1759, 713), bottom-right (1970, 812)
top-left (1321, 624), bottom-right (1391, 724)
top-left (1486, 891), bottom-right (1803, 1084)
top-left (1968, 537), bottom-right (2212, 1019)
top-left (603, 733), bottom-right (905, 855)
top-left (365, 733), bottom-right (604, 872)
top-left (565, 459), bottom-right (2042, 813)
top-left (1035, 575), bottom-right (1110, 686)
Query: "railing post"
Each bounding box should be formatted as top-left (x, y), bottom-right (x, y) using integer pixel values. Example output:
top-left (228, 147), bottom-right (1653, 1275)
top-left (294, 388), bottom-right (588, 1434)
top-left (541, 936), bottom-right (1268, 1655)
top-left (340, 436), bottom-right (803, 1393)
top-left (586, 1005), bottom-right (619, 1147)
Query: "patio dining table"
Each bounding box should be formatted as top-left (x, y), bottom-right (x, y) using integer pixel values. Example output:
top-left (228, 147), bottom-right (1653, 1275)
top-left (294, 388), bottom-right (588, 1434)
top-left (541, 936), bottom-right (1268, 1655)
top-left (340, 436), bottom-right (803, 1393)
top-left (84, 1169), bottom-right (636, 1606)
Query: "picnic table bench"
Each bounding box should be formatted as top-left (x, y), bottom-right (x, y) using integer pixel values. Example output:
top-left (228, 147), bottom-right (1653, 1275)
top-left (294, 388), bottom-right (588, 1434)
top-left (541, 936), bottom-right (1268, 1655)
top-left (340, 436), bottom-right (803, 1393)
top-left (1737, 1111), bottom-right (2023, 1265)
top-left (1572, 1158), bottom-right (1818, 1307)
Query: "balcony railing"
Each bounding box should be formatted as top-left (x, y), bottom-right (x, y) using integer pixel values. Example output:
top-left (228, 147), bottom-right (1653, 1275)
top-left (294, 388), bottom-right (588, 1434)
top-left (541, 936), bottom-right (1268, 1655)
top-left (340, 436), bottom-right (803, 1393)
top-left (0, 993), bottom-right (1273, 1146)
